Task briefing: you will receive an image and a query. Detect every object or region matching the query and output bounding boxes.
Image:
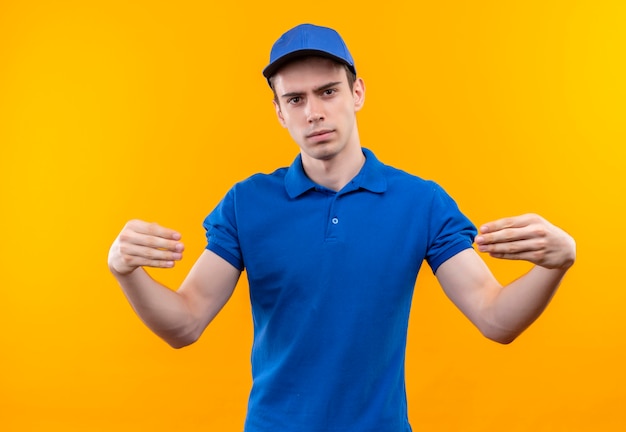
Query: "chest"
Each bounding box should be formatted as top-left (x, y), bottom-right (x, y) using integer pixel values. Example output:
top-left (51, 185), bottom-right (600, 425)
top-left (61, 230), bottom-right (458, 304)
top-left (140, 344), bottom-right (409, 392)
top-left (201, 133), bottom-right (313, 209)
top-left (236, 190), bottom-right (430, 299)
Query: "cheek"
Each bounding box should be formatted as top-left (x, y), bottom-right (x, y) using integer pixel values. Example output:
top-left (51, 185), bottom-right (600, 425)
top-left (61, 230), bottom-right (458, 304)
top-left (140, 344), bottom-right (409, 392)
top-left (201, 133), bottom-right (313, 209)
top-left (282, 110), bottom-right (305, 129)
top-left (280, 115), bottom-right (303, 139)
top-left (339, 105), bottom-right (356, 126)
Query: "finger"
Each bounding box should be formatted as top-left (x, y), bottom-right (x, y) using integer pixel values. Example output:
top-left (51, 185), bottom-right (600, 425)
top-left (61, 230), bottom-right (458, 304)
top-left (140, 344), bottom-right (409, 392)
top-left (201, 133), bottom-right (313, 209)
top-left (128, 256), bottom-right (179, 269)
top-left (119, 242), bottom-right (183, 263)
top-left (118, 230), bottom-right (184, 253)
top-left (118, 254), bottom-right (178, 270)
top-left (110, 240), bottom-right (183, 274)
top-left (134, 232), bottom-right (185, 252)
top-left (476, 237), bottom-right (544, 255)
top-left (479, 213), bottom-right (539, 234)
top-left (115, 255), bottom-right (176, 273)
top-left (475, 225), bottom-right (541, 246)
top-left (126, 220), bottom-right (182, 241)
top-left (121, 222), bottom-right (184, 252)
top-left (113, 245), bottom-right (182, 272)
top-left (486, 244), bottom-right (556, 266)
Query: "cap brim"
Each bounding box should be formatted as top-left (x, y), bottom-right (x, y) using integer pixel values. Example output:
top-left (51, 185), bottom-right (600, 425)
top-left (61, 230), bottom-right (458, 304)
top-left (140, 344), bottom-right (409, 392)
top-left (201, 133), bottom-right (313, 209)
top-left (262, 49), bottom-right (354, 79)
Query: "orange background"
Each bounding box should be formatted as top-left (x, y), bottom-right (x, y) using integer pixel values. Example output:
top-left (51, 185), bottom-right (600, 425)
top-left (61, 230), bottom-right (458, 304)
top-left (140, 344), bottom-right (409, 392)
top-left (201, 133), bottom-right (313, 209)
top-left (1, 1), bottom-right (625, 430)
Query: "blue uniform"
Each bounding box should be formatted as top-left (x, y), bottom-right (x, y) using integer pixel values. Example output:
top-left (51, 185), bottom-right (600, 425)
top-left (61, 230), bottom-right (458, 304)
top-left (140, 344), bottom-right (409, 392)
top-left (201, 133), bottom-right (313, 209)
top-left (204, 148), bottom-right (476, 432)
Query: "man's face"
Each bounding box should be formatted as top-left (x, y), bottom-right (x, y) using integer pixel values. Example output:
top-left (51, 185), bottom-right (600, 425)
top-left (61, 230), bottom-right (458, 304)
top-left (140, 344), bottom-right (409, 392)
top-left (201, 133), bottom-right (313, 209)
top-left (271, 57), bottom-right (365, 163)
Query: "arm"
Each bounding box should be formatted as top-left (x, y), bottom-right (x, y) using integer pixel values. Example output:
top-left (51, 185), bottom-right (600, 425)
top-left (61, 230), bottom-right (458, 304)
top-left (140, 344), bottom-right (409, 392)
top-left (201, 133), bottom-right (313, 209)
top-left (435, 213), bottom-right (575, 344)
top-left (108, 220), bottom-right (241, 348)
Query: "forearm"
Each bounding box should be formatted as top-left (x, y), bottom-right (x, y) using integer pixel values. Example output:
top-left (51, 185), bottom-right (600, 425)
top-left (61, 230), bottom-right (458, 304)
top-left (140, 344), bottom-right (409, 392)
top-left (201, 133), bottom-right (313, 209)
top-left (485, 265), bottom-right (567, 343)
top-left (112, 267), bottom-right (198, 348)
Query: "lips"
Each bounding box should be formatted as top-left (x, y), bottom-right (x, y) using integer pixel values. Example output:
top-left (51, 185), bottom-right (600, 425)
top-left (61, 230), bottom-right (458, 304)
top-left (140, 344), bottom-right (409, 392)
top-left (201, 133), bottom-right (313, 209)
top-left (306, 129), bottom-right (334, 139)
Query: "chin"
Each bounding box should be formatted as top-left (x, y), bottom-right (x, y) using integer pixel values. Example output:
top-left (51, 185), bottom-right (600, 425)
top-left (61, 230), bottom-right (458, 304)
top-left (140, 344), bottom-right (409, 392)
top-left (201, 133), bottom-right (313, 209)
top-left (307, 145), bottom-right (340, 161)
top-left (304, 138), bottom-right (342, 154)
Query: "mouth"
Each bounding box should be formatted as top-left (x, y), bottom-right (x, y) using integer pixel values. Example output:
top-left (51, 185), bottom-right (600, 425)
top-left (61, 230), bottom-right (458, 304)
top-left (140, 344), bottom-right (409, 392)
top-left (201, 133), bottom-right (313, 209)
top-left (306, 129), bottom-right (335, 139)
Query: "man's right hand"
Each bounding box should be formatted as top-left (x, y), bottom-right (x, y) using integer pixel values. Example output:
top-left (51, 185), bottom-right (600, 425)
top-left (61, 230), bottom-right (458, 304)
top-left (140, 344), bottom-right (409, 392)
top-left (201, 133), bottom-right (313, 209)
top-left (108, 220), bottom-right (185, 276)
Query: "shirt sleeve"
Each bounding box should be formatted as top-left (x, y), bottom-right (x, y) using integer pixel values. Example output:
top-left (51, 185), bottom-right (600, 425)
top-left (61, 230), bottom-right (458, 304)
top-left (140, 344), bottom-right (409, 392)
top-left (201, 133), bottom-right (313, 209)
top-left (425, 182), bottom-right (477, 274)
top-left (203, 186), bottom-right (245, 271)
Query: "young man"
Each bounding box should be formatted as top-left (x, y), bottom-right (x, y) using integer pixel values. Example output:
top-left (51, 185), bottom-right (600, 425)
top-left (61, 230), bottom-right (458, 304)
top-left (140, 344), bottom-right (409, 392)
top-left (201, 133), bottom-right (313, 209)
top-left (108, 24), bottom-right (575, 432)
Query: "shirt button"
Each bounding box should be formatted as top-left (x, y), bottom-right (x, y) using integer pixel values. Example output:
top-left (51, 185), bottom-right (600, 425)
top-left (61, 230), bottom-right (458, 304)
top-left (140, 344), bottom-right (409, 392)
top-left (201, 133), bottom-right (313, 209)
top-left (331, 217), bottom-right (339, 225)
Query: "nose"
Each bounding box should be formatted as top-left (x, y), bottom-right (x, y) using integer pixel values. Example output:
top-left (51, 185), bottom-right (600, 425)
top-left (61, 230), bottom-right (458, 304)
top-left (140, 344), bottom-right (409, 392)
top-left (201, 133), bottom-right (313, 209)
top-left (306, 98), bottom-right (325, 123)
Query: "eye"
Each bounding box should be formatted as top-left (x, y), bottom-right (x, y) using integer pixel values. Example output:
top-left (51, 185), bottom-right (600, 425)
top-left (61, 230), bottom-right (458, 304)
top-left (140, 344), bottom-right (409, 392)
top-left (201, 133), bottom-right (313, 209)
top-left (323, 88), bottom-right (336, 96)
top-left (287, 96), bottom-right (301, 105)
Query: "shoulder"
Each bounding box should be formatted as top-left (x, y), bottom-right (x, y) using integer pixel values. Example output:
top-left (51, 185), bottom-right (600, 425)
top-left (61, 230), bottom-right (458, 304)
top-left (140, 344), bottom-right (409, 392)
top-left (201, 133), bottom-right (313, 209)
top-left (230, 167), bottom-right (289, 192)
top-left (363, 149), bottom-right (439, 191)
top-left (206, 167), bottom-right (290, 223)
top-left (381, 163), bottom-right (446, 197)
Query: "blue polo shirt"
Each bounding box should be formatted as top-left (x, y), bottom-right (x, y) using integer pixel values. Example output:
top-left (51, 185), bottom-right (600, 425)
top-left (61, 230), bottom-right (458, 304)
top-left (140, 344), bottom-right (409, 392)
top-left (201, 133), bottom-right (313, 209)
top-left (204, 148), bottom-right (476, 432)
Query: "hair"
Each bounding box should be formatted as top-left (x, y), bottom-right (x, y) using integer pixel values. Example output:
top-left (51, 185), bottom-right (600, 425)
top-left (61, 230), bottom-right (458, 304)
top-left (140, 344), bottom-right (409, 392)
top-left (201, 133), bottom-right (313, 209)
top-left (269, 62), bottom-right (357, 104)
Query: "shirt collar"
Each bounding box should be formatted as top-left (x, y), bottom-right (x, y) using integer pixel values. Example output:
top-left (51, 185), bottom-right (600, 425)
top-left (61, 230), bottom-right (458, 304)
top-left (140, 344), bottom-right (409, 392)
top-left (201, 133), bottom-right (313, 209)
top-left (284, 147), bottom-right (387, 198)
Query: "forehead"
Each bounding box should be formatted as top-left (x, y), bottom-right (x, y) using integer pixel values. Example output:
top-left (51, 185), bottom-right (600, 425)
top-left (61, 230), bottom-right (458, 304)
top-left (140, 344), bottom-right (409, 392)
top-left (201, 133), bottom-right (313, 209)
top-left (271, 57), bottom-right (346, 92)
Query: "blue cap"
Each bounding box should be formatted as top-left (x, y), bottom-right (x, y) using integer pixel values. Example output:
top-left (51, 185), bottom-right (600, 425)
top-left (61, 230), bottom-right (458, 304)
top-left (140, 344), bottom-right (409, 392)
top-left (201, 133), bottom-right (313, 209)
top-left (262, 24), bottom-right (356, 84)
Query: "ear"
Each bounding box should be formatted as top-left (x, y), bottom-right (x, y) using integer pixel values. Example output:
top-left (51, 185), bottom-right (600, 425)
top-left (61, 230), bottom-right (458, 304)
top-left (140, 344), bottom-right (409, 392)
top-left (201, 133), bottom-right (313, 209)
top-left (273, 100), bottom-right (287, 128)
top-left (353, 77), bottom-right (366, 112)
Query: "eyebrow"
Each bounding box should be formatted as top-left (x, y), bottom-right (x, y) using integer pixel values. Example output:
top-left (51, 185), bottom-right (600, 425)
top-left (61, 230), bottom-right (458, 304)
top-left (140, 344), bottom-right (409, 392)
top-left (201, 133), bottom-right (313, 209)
top-left (280, 81), bottom-right (343, 99)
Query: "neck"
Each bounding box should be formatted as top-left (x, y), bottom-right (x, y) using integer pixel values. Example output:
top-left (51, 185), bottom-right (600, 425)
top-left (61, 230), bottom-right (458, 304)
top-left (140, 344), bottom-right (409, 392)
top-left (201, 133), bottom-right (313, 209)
top-left (301, 142), bottom-right (365, 192)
